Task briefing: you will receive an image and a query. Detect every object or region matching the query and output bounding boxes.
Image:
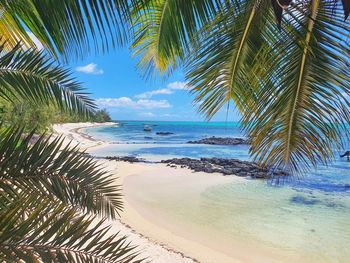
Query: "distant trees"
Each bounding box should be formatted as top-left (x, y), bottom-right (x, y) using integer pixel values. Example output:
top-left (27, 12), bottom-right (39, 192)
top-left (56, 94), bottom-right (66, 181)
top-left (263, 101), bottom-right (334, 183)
top-left (91, 109), bottom-right (112, 123)
top-left (0, 98), bottom-right (113, 132)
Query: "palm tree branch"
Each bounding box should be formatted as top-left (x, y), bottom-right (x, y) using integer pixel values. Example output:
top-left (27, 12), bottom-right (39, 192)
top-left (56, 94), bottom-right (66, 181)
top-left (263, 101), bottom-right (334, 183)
top-left (0, 127), bottom-right (123, 219)
top-left (0, 198), bottom-right (143, 262)
top-left (284, 0), bottom-right (320, 163)
top-left (0, 0), bottom-right (136, 61)
top-left (0, 42), bottom-right (96, 115)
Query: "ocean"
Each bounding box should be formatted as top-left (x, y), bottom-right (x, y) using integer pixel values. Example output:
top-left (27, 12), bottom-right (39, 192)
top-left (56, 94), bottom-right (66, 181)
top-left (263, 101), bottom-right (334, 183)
top-left (86, 121), bottom-right (350, 262)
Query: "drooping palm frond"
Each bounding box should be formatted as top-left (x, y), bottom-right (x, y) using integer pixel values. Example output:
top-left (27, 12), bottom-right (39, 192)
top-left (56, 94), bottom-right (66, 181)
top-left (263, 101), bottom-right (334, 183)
top-left (0, 42), bottom-right (96, 115)
top-left (0, 197), bottom-right (143, 262)
top-left (0, 0), bottom-right (138, 60)
top-left (242, 0), bottom-right (350, 174)
top-left (131, 0), bottom-right (224, 76)
top-left (0, 127), bottom-right (123, 219)
top-left (187, 0), bottom-right (274, 118)
top-left (180, 0), bottom-right (350, 174)
top-left (270, 0), bottom-right (350, 25)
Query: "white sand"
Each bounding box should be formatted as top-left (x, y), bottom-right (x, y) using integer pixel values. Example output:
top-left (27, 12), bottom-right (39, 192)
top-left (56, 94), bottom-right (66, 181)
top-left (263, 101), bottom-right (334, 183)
top-left (52, 122), bottom-right (197, 263)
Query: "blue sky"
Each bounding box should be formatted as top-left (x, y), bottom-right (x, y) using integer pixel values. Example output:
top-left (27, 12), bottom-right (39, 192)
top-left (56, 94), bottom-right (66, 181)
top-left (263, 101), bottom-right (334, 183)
top-left (67, 47), bottom-right (240, 121)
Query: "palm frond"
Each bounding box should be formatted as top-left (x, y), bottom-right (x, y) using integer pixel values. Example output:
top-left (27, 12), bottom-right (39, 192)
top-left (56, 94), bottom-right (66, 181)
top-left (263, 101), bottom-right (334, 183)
top-left (131, 0), bottom-right (224, 76)
top-left (0, 0), bottom-right (136, 60)
top-left (187, 0), bottom-right (273, 118)
top-left (0, 197), bottom-right (143, 262)
top-left (243, 1), bottom-right (350, 174)
top-left (0, 127), bottom-right (123, 219)
top-left (0, 42), bottom-right (96, 115)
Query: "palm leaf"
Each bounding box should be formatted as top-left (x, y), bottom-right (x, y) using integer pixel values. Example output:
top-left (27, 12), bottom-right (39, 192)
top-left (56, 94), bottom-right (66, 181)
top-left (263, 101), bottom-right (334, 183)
top-left (0, 42), bottom-right (96, 115)
top-left (0, 0), bottom-right (138, 60)
top-left (0, 197), bottom-right (143, 262)
top-left (243, 1), bottom-right (350, 174)
top-left (0, 127), bottom-right (123, 219)
top-left (131, 0), bottom-right (224, 76)
top-left (187, 0), bottom-right (273, 118)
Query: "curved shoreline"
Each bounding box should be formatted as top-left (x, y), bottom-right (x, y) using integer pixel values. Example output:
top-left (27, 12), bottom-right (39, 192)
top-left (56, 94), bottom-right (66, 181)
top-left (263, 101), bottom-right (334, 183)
top-left (52, 122), bottom-right (199, 263)
top-left (53, 122), bottom-right (257, 262)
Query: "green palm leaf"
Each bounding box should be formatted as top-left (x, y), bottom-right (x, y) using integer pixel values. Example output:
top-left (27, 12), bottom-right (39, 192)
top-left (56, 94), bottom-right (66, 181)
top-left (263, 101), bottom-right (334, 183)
top-left (0, 197), bottom-right (143, 262)
top-left (0, 42), bottom-right (95, 115)
top-left (131, 0), bottom-right (223, 76)
top-left (187, 0), bottom-right (273, 117)
top-left (243, 1), bottom-right (350, 174)
top-left (0, 0), bottom-right (136, 60)
top-left (0, 127), bottom-right (123, 219)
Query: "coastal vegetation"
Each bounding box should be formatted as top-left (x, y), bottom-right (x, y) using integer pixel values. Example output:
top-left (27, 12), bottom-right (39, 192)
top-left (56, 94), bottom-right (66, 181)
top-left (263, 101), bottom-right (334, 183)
top-left (93, 109), bottom-right (113, 123)
top-left (0, 99), bottom-right (112, 132)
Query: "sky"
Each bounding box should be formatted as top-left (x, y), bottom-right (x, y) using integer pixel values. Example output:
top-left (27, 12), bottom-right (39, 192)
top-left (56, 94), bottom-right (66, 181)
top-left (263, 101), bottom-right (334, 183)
top-left (67, 47), bottom-right (240, 122)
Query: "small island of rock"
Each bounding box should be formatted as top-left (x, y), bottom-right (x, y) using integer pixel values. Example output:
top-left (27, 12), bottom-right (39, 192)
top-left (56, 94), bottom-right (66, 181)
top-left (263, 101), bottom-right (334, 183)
top-left (187, 136), bottom-right (249, 145)
top-left (161, 157), bottom-right (287, 178)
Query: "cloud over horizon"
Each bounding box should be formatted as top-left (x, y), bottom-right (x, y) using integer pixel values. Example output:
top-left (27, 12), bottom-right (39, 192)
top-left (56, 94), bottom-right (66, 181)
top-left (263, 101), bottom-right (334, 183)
top-left (135, 81), bottom-right (188, 99)
top-left (97, 97), bottom-right (171, 109)
top-left (76, 63), bottom-right (104, 75)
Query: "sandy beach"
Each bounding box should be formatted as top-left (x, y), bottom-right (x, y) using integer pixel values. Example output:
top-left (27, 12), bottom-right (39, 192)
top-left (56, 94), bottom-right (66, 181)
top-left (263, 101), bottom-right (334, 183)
top-left (53, 122), bottom-right (201, 263)
top-left (52, 122), bottom-right (257, 263)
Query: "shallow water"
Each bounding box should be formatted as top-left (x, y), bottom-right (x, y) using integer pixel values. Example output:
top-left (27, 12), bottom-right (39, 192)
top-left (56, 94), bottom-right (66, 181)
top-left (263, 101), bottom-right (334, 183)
top-left (124, 173), bottom-right (350, 262)
top-left (88, 121), bottom-right (350, 262)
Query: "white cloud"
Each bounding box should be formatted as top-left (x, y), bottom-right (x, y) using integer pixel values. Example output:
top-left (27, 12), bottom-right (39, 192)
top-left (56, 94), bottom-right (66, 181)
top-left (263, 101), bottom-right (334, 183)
top-left (167, 81), bottom-right (188, 90)
top-left (135, 88), bottom-right (173, 99)
top-left (135, 81), bottom-right (188, 99)
top-left (76, 63), bottom-right (104, 75)
top-left (139, 112), bottom-right (156, 117)
top-left (96, 97), bottom-right (171, 109)
top-left (27, 32), bottom-right (43, 50)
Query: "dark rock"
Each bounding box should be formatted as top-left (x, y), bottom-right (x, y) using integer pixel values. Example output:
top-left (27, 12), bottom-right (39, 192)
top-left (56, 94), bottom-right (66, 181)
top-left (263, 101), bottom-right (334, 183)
top-left (187, 136), bottom-right (250, 145)
top-left (156, 132), bottom-right (174, 135)
top-left (290, 195), bottom-right (320, 206)
top-left (105, 156), bottom-right (146, 163)
top-left (161, 157), bottom-right (287, 179)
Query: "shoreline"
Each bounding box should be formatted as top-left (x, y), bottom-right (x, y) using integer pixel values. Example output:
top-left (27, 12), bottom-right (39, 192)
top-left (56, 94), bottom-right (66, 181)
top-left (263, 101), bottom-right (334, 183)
top-left (52, 122), bottom-right (200, 263)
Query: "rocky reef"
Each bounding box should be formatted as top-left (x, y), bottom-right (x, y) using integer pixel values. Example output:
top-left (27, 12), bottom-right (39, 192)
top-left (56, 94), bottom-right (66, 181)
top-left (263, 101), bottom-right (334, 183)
top-left (105, 156), bottom-right (146, 163)
top-left (161, 157), bottom-right (287, 178)
top-left (156, 132), bottom-right (174, 135)
top-left (187, 136), bottom-right (249, 145)
top-left (104, 155), bottom-right (287, 178)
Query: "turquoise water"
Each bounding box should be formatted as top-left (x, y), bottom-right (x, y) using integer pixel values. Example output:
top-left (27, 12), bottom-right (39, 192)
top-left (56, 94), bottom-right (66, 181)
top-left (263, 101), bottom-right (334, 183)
top-left (87, 121), bottom-right (350, 262)
top-left (86, 121), bottom-right (250, 160)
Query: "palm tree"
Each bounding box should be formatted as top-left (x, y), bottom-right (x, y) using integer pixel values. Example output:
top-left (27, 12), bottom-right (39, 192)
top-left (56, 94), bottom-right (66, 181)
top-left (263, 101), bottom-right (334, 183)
top-left (131, 0), bottom-right (350, 175)
top-left (0, 1), bottom-right (144, 261)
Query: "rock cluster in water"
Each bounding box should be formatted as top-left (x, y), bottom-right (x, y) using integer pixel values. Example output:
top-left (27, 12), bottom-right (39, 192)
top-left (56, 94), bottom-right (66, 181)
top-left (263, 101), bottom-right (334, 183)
top-left (104, 155), bottom-right (287, 178)
top-left (105, 156), bottom-right (146, 163)
top-left (161, 157), bottom-right (287, 178)
top-left (187, 136), bottom-right (249, 145)
top-left (156, 132), bottom-right (174, 135)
